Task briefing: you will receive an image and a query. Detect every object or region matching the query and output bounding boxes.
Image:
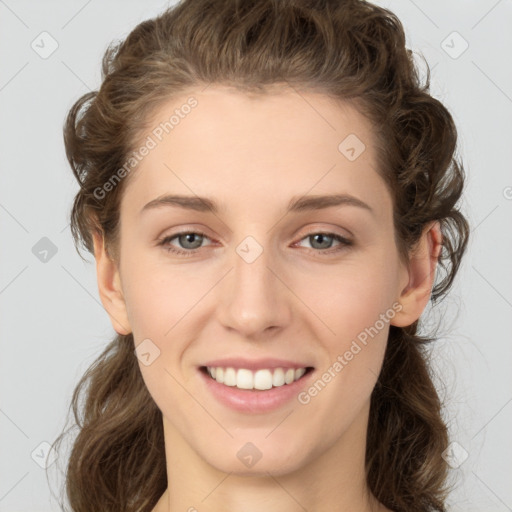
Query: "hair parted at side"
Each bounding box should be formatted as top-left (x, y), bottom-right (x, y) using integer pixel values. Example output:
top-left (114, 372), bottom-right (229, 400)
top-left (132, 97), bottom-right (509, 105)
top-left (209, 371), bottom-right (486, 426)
top-left (50, 1), bottom-right (469, 511)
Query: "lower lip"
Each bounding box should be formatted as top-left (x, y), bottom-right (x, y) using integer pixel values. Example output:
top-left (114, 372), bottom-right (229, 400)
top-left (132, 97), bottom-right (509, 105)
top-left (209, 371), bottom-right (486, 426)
top-left (198, 367), bottom-right (315, 414)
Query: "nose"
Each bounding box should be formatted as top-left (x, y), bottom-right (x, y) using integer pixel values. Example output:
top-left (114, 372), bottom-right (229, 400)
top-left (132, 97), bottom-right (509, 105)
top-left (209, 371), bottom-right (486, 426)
top-left (215, 237), bottom-right (292, 338)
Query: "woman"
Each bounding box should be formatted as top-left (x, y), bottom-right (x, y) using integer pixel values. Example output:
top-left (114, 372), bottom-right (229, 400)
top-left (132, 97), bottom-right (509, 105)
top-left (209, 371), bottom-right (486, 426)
top-left (52, 0), bottom-right (469, 511)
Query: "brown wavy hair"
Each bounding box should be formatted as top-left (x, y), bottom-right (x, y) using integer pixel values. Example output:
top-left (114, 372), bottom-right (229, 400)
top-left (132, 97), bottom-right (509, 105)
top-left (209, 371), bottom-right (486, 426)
top-left (50, 0), bottom-right (470, 511)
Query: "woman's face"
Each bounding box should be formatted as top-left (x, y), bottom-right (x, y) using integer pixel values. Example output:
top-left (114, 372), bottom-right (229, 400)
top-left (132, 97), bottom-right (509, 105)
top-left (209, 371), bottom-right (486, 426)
top-left (103, 86), bottom-right (414, 475)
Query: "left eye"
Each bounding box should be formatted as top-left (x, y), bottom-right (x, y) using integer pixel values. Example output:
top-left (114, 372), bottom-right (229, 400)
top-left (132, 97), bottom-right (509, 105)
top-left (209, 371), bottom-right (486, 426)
top-left (295, 232), bottom-right (352, 252)
top-left (158, 231), bottom-right (352, 257)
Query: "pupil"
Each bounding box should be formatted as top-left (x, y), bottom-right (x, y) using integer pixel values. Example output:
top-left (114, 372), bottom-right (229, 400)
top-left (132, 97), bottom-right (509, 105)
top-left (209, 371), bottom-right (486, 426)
top-left (313, 234), bottom-right (330, 248)
top-left (181, 233), bottom-right (202, 249)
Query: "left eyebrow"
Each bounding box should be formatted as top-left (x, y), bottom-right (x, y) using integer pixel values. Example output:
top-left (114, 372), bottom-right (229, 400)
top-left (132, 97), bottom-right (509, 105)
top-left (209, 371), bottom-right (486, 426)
top-left (140, 193), bottom-right (374, 216)
top-left (287, 193), bottom-right (374, 215)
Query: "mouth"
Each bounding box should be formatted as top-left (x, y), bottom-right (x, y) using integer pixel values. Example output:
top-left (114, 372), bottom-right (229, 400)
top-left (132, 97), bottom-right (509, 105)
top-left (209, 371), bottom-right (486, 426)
top-left (199, 365), bottom-right (315, 391)
top-left (197, 357), bottom-right (316, 413)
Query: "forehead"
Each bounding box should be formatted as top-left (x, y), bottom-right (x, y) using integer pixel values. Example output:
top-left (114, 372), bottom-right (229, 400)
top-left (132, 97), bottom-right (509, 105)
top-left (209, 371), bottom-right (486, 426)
top-left (121, 85), bottom-right (390, 218)
top-left (139, 85), bottom-right (374, 154)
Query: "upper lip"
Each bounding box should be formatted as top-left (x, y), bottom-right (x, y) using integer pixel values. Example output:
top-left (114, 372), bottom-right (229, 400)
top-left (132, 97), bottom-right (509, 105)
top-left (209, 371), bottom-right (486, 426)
top-left (201, 358), bottom-right (314, 371)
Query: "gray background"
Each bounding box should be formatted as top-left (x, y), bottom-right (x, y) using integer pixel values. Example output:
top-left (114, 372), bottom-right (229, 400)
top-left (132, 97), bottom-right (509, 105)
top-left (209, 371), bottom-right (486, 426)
top-left (0, 0), bottom-right (511, 510)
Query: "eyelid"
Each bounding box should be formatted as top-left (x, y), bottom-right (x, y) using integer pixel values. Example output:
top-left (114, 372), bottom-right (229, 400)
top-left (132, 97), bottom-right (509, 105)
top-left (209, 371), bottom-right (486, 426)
top-left (294, 223), bottom-right (353, 240)
top-left (294, 231), bottom-right (351, 244)
top-left (156, 225), bottom-right (213, 243)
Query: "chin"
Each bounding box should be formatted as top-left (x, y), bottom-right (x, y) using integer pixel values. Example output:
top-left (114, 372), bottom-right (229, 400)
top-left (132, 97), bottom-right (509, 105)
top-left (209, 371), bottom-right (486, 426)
top-left (197, 435), bottom-right (316, 477)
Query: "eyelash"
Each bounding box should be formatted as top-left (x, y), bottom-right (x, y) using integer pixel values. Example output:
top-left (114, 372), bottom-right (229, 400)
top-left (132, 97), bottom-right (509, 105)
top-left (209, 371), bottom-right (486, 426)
top-left (157, 230), bottom-right (353, 258)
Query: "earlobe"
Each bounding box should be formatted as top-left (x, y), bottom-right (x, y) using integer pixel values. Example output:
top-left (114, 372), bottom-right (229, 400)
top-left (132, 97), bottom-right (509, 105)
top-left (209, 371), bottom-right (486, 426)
top-left (391, 222), bottom-right (442, 328)
top-left (92, 231), bottom-right (132, 335)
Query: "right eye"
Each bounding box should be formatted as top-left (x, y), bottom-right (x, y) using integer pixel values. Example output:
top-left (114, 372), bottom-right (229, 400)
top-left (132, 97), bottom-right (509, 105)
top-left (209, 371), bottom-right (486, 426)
top-left (158, 230), bottom-right (213, 257)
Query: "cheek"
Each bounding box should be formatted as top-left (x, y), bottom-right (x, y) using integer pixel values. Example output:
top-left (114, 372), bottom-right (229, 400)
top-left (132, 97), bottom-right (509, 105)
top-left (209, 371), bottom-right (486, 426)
top-left (299, 254), bottom-right (401, 341)
top-left (295, 263), bottom-right (397, 430)
top-left (120, 248), bottom-right (211, 340)
top-left (297, 249), bottom-right (400, 401)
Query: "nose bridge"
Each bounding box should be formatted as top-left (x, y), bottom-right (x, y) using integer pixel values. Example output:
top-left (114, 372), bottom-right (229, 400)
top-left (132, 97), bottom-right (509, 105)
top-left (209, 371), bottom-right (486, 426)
top-left (216, 233), bottom-right (290, 336)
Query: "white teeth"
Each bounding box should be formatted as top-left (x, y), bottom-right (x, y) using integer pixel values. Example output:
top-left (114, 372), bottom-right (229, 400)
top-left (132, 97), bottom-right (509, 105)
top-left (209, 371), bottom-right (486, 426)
top-left (237, 369), bottom-right (254, 389)
top-left (272, 368), bottom-right (285, 387)
top-left (254, 369), bottom-right (273, 390)
top-left (284, 368), bottom-right (295, 384)
top-left (223, 367), bottom-right (237, 386)
top-left (295, 368), bottom-right (306, 380)
top-left (206, 366), bottom-right (309, 390)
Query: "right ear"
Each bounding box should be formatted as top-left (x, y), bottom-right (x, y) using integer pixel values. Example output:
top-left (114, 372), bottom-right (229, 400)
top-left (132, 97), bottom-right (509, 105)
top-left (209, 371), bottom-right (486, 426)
top-left (92, 231), bottom-right (132, 335)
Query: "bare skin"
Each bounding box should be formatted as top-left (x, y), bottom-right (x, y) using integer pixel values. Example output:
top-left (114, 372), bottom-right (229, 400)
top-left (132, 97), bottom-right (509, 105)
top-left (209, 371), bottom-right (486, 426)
top-left (93, 85), bottom-right (441, 512)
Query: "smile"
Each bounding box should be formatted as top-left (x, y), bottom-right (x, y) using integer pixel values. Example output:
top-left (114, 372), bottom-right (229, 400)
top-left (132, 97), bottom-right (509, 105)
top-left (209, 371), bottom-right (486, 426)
top-left (204, 366), bottom-right (312, 390)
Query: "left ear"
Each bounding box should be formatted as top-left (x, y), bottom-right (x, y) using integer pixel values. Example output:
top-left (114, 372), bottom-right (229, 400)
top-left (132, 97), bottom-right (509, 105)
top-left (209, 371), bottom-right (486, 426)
top-left (391, 221), bottom-right (442, 328)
